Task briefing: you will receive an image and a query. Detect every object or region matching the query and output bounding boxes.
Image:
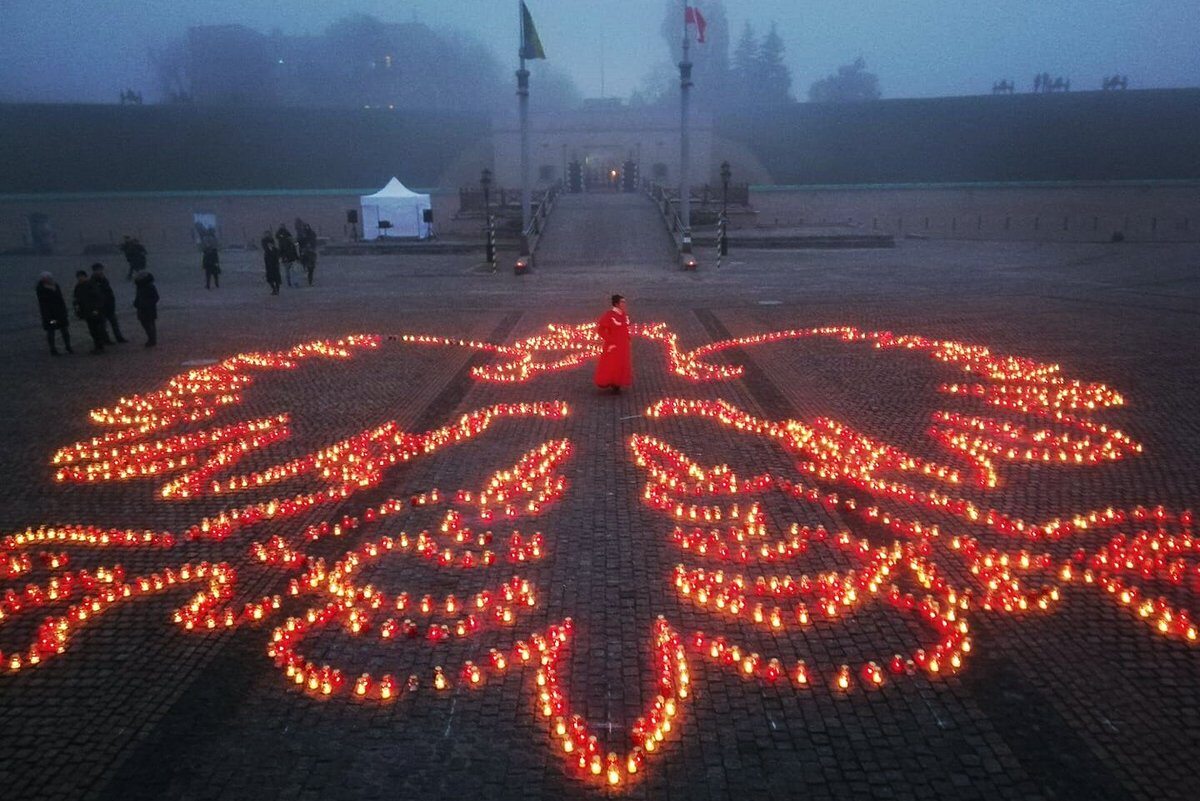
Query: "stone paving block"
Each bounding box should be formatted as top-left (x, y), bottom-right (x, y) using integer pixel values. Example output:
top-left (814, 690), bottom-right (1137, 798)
top-left (0, 226), bottom-right (1198, 800)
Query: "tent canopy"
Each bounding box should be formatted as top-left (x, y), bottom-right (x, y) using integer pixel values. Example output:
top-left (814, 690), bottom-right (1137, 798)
top-left (359, 177), bottom-right (432, 239)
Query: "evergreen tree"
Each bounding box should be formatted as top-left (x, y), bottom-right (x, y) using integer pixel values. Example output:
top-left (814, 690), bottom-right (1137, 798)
top-left (758, 22), bottom-right (792, 103)
top-left (732, 22), bottom-right (760, 104)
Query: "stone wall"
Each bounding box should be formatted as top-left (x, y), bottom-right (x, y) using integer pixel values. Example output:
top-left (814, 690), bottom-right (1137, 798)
top-left (747, 182), bottom-right (1200, 243)
top-left (0, 191), bottom-right (469, 254)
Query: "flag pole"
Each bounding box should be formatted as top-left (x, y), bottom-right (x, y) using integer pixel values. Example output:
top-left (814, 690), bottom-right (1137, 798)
top-left (518, 1), bottom-right (532, 256)
top-left (679, 1), bottom-right (693, 255)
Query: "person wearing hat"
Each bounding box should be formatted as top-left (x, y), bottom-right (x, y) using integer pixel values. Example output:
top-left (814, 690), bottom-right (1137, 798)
top-left (73, 270), bottom-right (106, 353)
top-left (35, 272), bottom-right (72, 355)
top-left (593, 294), bottom-right (632, 394)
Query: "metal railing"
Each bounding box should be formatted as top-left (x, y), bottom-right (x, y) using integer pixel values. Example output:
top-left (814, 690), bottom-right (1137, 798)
top-left (646, 182), bottom-right (693, 265)
top-left (517, 180), bottom-right (563, 271)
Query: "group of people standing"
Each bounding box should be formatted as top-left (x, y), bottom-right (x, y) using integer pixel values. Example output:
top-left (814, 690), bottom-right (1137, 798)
top-left (261, 220), bottom-right (318, 294)
top-left (36, 263), bottom-right (158, 355)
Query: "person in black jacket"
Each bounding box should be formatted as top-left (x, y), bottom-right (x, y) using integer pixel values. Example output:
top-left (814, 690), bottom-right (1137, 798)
top-left (261, 230), bottom-right (282, 294)
top-left (132, 269), bottom-right (159, 346)
top-left (90, 262), bottom-right (127, 343)
top-left (202, 246), bottom-right (221, 289)
top-left (120, 236), bottom-right (148, 280)
top-left (73, 270), bottom-right (106, 353)
top-left (36, 272), bottom-right (72, 355)
top-left (275, 224), bottom-right (298, 287)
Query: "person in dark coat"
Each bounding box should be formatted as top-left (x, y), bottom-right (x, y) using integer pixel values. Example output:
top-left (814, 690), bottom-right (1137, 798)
top-left (202, 246), bottom-right (221, 289)
top-left (120, 235), bottom-right (148, 280)
top-left (299, 241), bottom-right (317, 286)
top-left (132, 269), bottom-right (159, 346)
top-left (36, 272), bottom-right (72, 355)
top-left (90, 262), bottom-right (127, 343)
top-left (276, 224), bottom-right (298, 287)
top-left (261, 230), bottom-right (282, 294)
top-left (297, 222), bottom-right (318, 285)
top-left (73, 270), bottom-right (106, 353)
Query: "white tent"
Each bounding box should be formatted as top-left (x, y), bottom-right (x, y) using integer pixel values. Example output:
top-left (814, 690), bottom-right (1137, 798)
top-left (359, 177), bottom-right (432, 240)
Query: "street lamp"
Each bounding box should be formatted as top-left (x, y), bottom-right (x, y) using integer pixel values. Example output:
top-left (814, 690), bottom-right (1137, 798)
top-left (481, 168), bottom-right (495, 270)
top-left (718, 161), bottom-right (731, 261)
top-left (720, 161), bottom-right (731, 218)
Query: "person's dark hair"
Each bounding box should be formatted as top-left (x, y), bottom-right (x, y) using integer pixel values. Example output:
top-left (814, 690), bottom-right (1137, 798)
top-left (90, 262), bottom-right (105, 272)
top-left (75, 270), bottom-right (88, 278)
top-left (611, 294), bottom-right (624, 306)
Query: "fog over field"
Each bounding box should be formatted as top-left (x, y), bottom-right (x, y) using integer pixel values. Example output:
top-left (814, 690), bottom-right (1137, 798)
top-left (2, 0), bottom-right (1198, 105)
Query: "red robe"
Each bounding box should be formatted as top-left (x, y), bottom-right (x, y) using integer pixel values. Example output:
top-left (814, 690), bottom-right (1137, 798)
top-left (593, 307), bottom-right (632, 388)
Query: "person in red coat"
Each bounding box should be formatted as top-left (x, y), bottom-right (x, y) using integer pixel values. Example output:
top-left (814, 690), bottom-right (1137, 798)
top-left (594, 294), bottom-right (632, 393)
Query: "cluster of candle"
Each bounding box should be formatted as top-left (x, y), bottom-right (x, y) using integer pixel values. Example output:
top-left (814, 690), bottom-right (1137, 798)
top-left (536, 617), bottom-right (690, 786)
top-left (184, 403), bottom-right (568, 542)
top-left (1057, 509), bottom-right (1198, 642)
top-left (267, 605), bottom-right (572, 700)
top-left (671, 535), bottom-right (902, 627)
top-left (49, 335), bottom-right (380, 501)
top-left (636, 396), bottom-right (1200, 651)
top-left (0, 561), bottom-right (279, 671)
top-left (75, 335), bottom-right (377, 438)
top-left (3, 324), bottom-right (1192, 794)
top-left (54, 415), bottom-right (289, 488)
top-left (3, 524), bottom-right (174, 553)
top-left (686, 580), bottom-right (969, 691)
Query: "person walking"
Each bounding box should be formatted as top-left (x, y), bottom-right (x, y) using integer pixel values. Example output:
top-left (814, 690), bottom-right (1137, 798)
top-left (91, 262), bottom-right (127, 343)
top-left (120, 235), bottom-right (148, 280)
top-left (36, 272), bottom-right (73, 355)
top-left (73, 270), bottom-right (106, 353)
top-left (132, 269), bottom-right (159, 347)
top-left (261, 231), bottom-right (282, 294)
top-left (202, 245), bottom-right (221, 289)
top-left (593, 294), bottom-right (632, 394)
top-left (276, 224), bottom-right (298, 287)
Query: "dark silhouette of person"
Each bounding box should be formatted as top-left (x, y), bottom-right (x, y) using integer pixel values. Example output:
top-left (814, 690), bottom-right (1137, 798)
top-left (73, 270), bottom-right (106, 353)
top-left (133, 269), bottom-right (159, 347)
top-left (276, 224), bottom-right (299, 287)
top-left (299, 236), bottom-right (317, 286)
top-left (36, 272), bottom-right (73, 356)
top-left (90, 263), bottom-right (127, 343)
top-left (202, 246), bottom-right (221, 289)
top-left (262, 231), bottom-right (282, 294)
top-left (120, 235), bottom-right (148, 280)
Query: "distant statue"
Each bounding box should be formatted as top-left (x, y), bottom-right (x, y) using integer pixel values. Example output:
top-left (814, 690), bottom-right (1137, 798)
top-left (1033, 74), bottom-right (1042, 93)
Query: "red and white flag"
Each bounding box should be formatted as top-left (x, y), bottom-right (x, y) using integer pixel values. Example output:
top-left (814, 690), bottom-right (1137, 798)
top-left (685, 5), bottom-right (707, 44)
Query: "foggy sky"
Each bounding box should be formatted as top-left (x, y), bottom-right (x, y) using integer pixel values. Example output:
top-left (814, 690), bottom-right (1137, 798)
top-left (3, 0), bottom-right (1199, 103)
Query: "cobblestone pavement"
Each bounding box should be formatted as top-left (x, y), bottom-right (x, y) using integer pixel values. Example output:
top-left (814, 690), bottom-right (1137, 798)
top-left (1, 197), bottom-right (1198, 801)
